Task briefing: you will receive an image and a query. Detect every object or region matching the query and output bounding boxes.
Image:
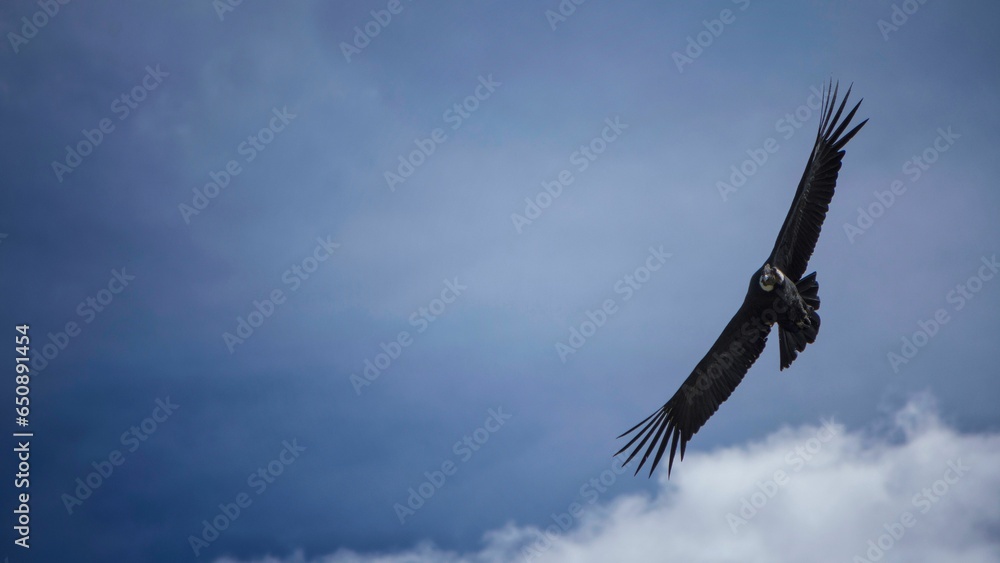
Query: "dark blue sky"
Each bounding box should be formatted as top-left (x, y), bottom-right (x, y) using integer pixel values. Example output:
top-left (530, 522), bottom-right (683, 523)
top-left (1, 1), bottom-right (999, 562)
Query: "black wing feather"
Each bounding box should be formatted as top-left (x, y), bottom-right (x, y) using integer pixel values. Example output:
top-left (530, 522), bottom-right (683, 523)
top-left (616, 300), bottom-right (771, 477)
top-left (769, 82), bottom-right (868, 281)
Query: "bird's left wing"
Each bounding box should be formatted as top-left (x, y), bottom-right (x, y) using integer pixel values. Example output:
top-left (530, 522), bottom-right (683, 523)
top-left (616, 299), bottom-right (772, 477)
top-left (769, 82), bottom-right (868, 281)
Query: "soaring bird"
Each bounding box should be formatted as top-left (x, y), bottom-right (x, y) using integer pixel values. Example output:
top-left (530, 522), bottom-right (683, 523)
top-left (617, 82), bottom-right (867, 478)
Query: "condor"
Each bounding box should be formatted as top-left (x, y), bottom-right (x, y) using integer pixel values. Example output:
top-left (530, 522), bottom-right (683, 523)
top-left (617, 82), bottom-right (867, 477)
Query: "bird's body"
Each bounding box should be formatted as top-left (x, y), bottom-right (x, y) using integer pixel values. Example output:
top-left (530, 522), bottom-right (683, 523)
top-left (617, 82), bottom-right (866, 477)
top-left (753, 263), bottom-right (822, 369)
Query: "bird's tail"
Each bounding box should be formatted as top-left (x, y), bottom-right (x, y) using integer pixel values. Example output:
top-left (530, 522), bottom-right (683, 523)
top-left (779, 272), bottom-right (821, 370)
top-left (796, 271), bottom-right (821, 310)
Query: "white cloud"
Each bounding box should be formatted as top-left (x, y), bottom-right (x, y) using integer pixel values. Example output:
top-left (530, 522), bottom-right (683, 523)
top-left (216, 394), bottom-right (1000, 563)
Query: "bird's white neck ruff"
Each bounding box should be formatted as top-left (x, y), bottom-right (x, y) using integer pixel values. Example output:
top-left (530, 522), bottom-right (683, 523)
top-left (759, 267), bottom-right (786, 292)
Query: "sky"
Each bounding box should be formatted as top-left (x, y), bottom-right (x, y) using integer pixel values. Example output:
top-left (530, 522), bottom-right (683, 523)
top-left (1, 1), bottom-right (999, 562)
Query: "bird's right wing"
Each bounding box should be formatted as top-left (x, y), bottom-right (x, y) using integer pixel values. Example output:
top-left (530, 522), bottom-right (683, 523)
top-left (768, 82), bottom-right (867, 281)
top-left (616, 300), bottom-right (772, 477)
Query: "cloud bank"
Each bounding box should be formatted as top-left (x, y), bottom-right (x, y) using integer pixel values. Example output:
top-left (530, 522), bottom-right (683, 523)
top-left (215, 395), bottom-right (1000, 563)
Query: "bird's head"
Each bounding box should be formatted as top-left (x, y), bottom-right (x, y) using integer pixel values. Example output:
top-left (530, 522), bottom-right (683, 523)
top-left (759, 263), bottom-right (785, 292)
